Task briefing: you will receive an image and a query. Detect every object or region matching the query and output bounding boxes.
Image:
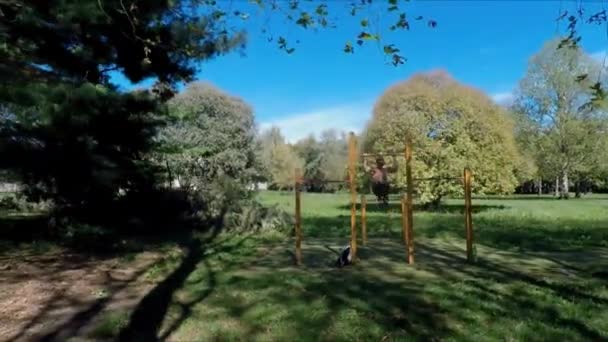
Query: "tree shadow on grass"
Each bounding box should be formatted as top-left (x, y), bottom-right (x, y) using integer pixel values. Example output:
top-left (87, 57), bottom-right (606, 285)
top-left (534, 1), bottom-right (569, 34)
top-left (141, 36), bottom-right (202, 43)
top-left (301, 211), bottom-right (608, 252)
top-left (417, 243), bottom-right (608, 340)
top-left (424, 214), bottom-right (608, 252)
top-left (478, 195), bottom-right (608, 201)
top-left (0, 190), bottom-right (236, 341)
top-left (8, 192), bottom-right (607, 340)
top-left (338, 202), bottom-right (507, 214)
top-left (213, 247), bottom-right (453, 340)
top-left (17, 217), bottom-right (239, 342)
top-left (166, 236), bottom-right (608, 341)
top-left (2, 245), bottom-right (162, 342)
top-left (295, 238), bottom-right (606, 340)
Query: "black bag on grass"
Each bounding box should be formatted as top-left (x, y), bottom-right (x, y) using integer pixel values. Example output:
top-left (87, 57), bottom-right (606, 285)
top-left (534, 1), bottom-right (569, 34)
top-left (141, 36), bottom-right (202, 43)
top-left (336, 245), bottom-right (352, 268)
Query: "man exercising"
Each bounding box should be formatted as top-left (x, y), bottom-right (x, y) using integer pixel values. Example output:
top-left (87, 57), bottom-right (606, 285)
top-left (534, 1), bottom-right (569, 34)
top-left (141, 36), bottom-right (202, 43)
top-left (363, 156), bottom-right (397, 208)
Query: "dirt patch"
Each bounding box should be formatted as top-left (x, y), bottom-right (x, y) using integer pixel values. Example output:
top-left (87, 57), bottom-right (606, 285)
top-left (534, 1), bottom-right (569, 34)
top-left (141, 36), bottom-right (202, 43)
top-left (0, 250), bottom-right (169, 342)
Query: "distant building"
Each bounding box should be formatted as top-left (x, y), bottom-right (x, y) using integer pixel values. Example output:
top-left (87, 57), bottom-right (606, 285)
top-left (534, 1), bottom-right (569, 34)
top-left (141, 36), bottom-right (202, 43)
top-left (248, 182), bottom-right (268, 191)
top-left (0, 182), bottom-right (21, 193)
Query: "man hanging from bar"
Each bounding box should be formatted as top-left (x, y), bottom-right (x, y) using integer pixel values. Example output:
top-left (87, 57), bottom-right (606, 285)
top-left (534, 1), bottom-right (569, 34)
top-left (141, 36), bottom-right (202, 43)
top-left (364, 156), bottom-right (397, 209)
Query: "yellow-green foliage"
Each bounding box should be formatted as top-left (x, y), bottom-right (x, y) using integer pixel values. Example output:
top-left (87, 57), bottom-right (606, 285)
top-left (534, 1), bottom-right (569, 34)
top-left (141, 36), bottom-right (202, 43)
top-left (364, 70), bottom-right (519, 204)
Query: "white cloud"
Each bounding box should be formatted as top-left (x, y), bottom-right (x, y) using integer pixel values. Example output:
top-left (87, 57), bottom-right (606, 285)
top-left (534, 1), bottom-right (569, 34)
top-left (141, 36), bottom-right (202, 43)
top-left (591, 50), bottom-right (606, 60)
top-left (491, 92), bottom-right (514, 106)
top-left (259, 101), bottom-right (373, 143)
top-left (591, 50), bottom-right (608, 67)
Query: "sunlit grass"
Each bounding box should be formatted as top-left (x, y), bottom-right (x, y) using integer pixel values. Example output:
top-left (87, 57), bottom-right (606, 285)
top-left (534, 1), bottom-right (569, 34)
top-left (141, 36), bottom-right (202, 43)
top-left (145, 192), bottom-right (608, 341)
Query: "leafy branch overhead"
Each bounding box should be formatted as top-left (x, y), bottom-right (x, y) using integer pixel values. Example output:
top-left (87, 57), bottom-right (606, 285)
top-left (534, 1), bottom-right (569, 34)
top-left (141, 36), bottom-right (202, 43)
top-left (557, 6), bottom-right (608, 106)
top-left (211, 0), bottom-right (437, 67)
top-left (0, 0), bottom-right (436, 101)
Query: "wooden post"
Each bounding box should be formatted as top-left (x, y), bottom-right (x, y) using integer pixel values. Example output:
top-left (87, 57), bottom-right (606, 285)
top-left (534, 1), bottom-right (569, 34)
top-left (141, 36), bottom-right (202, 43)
top-left (400, 195), bottom-right (407, 246)
top-left (348, 132), bottom-right (358, 261)
top-left (464, 168), bottom-right (474, 262)
top-left (405, 139), bottom-right (414, 264)
top-left (361, 195), bottom-right (367, 245)
top-left (295, 168), bottom-right (302, 266)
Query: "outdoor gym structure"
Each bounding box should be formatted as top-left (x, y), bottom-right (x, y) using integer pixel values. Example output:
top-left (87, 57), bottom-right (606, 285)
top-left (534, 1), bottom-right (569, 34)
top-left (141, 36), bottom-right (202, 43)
top-left (293, 132), bottom-right (474, 266)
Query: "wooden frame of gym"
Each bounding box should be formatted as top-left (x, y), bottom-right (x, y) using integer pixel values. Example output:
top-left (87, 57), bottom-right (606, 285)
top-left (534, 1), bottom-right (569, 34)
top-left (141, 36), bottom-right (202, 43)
top-left (293, 132), bottom-right (475, 266)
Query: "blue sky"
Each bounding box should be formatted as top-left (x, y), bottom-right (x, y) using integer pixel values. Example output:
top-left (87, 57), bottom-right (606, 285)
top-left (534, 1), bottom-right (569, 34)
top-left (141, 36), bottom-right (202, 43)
top-left (112, 1), bottom-right (608, 142)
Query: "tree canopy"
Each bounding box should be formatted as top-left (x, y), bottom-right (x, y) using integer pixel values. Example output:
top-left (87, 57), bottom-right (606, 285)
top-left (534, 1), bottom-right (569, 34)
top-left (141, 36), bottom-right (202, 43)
top-left (513, 38), bottom-right (608, 198)
top-left (159, 82), bottom-right (258, 219)
top-left (0, 0), bottom-right (437, 212)
top-left (364, 70), bottom-right (520, 206)
top-left (257, 127), bottom-right (303, 190)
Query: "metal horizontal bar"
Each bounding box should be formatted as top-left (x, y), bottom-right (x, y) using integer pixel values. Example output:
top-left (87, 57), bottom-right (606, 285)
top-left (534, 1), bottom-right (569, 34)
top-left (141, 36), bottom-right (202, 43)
top-left (298, 178), bottom-right (350, 184)
top-left (413, 177), bottom-right (463, 181)
top-left (361, 153), bottom-right (403, 157)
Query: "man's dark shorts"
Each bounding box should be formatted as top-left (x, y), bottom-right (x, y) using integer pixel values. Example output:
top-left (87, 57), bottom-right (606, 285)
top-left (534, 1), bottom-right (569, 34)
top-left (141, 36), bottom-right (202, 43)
top-left (372, 182), bottom-right (389, 202)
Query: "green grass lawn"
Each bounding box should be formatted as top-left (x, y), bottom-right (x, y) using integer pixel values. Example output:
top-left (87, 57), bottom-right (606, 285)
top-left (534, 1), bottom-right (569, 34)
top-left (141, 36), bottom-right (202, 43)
top-left (262, 191), bottom-right (608, 251)
top-left (113, 192), bottom-right (608, 341)
top-left (4, 192), bottom-right (608, 341)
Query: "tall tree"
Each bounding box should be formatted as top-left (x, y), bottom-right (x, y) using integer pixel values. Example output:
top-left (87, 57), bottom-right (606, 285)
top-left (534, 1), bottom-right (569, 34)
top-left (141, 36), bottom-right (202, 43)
top-left (293, 134), bottom-right (323, 185)
top-left (270, 143), bottom-right (305, 190)
top-left (158, 82), bottom-right (258, 220)
top-left (0, 0), bottom-right (436, 211)
top-left (292, 130), bottom-right (349, 192)
top-left (257, 126), bottom-right (284, 183)
top-left (0, 0), bottom-right (246, 209)
top-left (514, 38), bottom-right (606, 198)
top-left (365, 70), bottom-right (520, 207)
top-left (318, 129), bottom-right (349, 191)
top-left (258, 127), bottom-right (303, 190)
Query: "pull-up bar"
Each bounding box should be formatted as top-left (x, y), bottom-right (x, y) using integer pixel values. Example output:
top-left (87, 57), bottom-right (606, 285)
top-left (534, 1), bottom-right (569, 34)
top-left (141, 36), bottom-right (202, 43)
top-left (294, 134), bottom-right (475, 267)
top-left (361, 152), bottom-right (403, 158)
top-left (298, 178), bottom-right (349, 184)
top-left (414, 176), bottom-right (463, 182)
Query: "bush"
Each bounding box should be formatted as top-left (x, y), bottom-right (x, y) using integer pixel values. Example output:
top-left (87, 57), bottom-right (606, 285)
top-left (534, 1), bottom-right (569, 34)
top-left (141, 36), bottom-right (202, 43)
top-left (0, 193), bottom-right (51, 212)
top-left (0, 195), bottom-right (20, 210)
top-left (224, 200), bottom-right (293, 234)
top-left (158, 83), bottom-right (261, 230)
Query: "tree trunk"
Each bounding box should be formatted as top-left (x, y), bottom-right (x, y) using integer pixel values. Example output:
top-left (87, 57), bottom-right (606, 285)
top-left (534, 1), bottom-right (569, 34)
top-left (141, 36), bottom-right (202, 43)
top-left (424, 196), bottom-right (442, 211)
top-left (554, 177), bottom-right (559, 197)
top-left (166, 161), bottom-right (175, 189)
top-left (537, 178), bottom-right (542, 196)
top-left (560, 171), bottom-right (569, 199)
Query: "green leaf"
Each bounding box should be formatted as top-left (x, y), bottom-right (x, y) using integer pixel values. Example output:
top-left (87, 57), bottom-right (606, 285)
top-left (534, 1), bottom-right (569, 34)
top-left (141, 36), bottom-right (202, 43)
top-left (357, 32), bottom-right (380, 42)
top-left (394, 13), bottom-right (409, 30)
top-left (296, 12), bottom-right (313, 28)
top-left (344, 42), bottom-right (354, 53)
top-left (278, 37), bottom-right (296, 54)
top-left (383, 44), bottom-right (400, 55)
top-left (315, 4), bottom-right (328, 16)
top-left (391, 54), bottom-right (406, 66)
top-left (211, 10), bottom-right (226, 20)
